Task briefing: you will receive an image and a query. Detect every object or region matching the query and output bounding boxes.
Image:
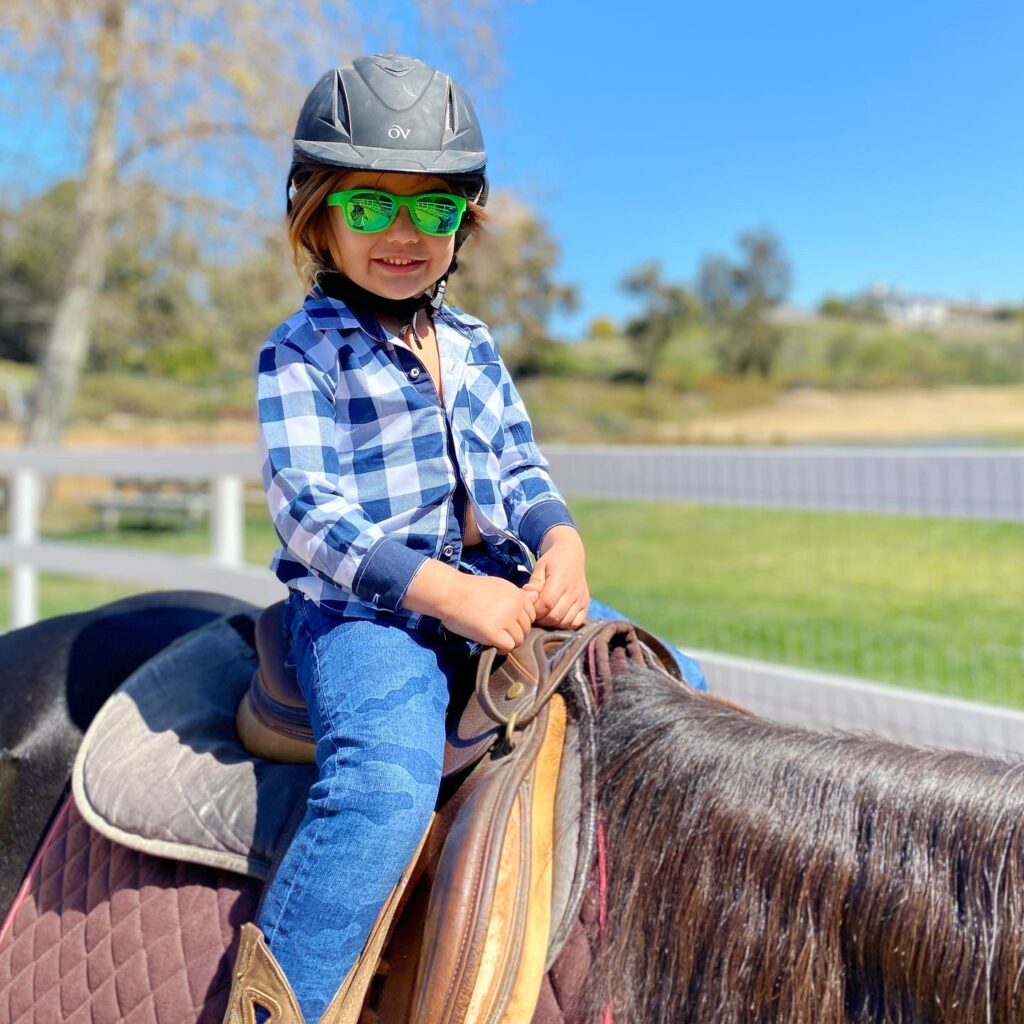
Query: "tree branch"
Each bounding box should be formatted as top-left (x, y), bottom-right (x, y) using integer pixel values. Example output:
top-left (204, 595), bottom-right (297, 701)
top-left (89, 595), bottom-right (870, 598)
top-left (119, 120), bottom-right (263, 168)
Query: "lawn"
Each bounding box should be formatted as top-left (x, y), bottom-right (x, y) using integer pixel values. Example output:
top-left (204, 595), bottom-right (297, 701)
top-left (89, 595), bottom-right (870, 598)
top-left (572, 500), bottom-right (1023, 707)
top-left (6, 498), bottom-right (1021, 707)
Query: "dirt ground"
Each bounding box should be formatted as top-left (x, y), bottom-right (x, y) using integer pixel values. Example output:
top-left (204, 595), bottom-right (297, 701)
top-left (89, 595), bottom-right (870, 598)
top-left (678, 385), bottom-right (1024, 444)
top-left (2, 385), bottom-right (1024, 450)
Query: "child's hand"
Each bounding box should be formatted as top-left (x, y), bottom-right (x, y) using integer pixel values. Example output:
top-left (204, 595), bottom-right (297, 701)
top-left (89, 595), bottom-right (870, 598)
top-left (439, 574), bottom-right (538, 655)
top-left (523, 526), bottom-right (589, 630)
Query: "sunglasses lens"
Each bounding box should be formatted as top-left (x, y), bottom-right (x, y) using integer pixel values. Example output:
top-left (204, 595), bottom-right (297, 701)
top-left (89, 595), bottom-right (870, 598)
top-left (345, 191), bottom-right (395, 232)
top-left (410, 195), bottom-right (463, 236)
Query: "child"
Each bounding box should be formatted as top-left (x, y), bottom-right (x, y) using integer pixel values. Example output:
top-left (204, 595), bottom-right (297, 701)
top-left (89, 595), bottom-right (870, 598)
top-left (230, 54), bottom-right (704, 1023)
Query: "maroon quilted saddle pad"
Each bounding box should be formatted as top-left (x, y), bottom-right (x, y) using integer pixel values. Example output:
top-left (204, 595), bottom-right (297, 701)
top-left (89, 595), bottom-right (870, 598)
top-left (0, 797), bottom-right (600, 1024)
top-left (0, 797), bottom-right (259, 1024)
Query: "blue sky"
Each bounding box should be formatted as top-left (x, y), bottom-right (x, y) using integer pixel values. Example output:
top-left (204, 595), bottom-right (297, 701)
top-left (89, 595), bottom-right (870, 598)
top-left (3, 1), bottom-right (1022, 337)
top-left (478, 1), bottom-right (1024, 333)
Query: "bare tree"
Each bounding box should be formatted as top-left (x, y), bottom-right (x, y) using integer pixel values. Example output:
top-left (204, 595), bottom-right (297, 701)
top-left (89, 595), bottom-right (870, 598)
top-left (1, 0), bottom-right (503, 443)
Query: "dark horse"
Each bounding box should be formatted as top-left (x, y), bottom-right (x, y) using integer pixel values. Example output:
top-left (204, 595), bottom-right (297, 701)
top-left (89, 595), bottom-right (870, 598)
top-left (0, 590), bottom-right (253, 916)
top-left (3, 594), bottom-right (1024, 1023)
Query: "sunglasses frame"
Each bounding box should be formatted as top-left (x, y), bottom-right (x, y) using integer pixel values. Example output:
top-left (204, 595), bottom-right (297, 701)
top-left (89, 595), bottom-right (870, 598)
top-left (326, 188), bottom-right (468, 236)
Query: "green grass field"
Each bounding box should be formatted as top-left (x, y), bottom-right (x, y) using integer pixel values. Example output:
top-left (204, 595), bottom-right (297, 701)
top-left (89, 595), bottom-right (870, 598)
top-left (571, 500), bottom-right (1023, 707)
top-left (6, 498), bottom-right (1021, 707)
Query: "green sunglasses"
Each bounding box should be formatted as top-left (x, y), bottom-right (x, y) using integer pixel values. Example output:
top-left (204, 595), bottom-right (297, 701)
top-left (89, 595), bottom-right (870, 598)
top-left (326, 188), bottom-right (468, 237)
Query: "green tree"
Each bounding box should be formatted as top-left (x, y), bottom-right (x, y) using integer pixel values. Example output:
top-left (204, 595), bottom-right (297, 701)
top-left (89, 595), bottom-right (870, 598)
top-left (819, 293), bottom-right (849, 318)
top-left (447, 193), bottom-right (576, 376)
top-left (198, 241), bottom-right (301, 380)
top-left (1, 1), bottom-right (503, 443)
top-left (697, 230), bottom-right (792, 377)
top-left (0, 178), bottom-right (204, 371)
top-left (0, 182), bottom-right (77, 364)
top-left (621, 261), bottom-right (701, 387)
top-left (587, 316), bottom-right (619, 340)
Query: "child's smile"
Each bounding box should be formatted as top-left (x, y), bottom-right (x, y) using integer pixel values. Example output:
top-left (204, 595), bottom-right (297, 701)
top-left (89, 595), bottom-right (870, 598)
top-left (327, 171), bottom-right (457, 301)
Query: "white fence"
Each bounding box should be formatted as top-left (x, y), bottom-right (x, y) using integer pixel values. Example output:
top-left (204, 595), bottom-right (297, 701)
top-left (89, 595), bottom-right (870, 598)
top-left (0, 446), bottom-right (284, 627)
top-left (543, 444), bottom-right (1024, 520)
top-left (1, 443), bottom-right (1021, 754)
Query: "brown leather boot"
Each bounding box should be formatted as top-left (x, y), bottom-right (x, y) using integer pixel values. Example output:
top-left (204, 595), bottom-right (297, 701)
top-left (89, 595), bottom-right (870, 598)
top-left (223, 823), bottom-right (429, 1024)
top-left (222, 922), bottom-right (305, 1024)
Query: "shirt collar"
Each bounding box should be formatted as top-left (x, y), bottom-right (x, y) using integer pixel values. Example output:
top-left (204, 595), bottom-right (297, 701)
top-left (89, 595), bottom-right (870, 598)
top-left (303, 285), bottom-right (367, 335)
top-left (437, 303), bottom-right (486, 333)
top-left (303, 283), bottom-right (483, 349)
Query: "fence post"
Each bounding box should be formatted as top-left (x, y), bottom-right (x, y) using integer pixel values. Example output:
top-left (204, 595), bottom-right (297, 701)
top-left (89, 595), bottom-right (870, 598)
top-left (10, 467), bottom-right (39, 628)
top-left (211, 473), bottom-right (244, 567)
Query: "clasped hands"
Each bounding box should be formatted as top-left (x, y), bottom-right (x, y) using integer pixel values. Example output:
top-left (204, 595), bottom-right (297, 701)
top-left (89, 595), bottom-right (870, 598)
top-left (422, 525), bottom-right (589, 655)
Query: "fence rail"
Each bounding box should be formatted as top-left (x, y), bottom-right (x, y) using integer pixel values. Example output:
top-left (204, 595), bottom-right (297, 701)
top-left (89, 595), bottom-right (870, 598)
top-left (0, 445), bottom-right (283, 626)
top-left (543, 444), bottom-right (1024, 521)
top-left (1, 443), bottom-right (1021, 752)
top-left (2, 443), bottom-right (1021, 630)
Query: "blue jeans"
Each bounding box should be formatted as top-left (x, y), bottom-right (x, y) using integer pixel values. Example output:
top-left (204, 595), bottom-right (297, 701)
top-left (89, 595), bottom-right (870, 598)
top-left (257, 591), bottom-right (704, 1020)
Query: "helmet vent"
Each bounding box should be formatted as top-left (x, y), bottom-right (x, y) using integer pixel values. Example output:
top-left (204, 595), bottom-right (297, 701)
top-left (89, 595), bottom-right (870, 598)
top-left (321, 68), bottom-right (350, 140)
top-left (444, 82), bottom-right (458, 140)
top-left (377, 56), bottom-right (417, 77)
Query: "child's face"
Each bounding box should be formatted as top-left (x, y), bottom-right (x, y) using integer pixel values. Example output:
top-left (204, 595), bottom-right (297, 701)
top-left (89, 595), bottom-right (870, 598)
top-left (326, 171), bottom-right (458, 301)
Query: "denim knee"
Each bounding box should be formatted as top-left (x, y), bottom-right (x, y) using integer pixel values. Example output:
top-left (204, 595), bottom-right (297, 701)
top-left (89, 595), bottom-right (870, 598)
top-left (308, 751), bottom-right (442, 835)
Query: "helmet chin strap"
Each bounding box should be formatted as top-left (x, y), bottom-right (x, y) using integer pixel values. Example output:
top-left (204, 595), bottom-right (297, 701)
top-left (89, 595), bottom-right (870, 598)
top-left (407, 259), bottom-right (456, 347)
top-left (316, 254), bottom-right (458, 349)
top-left (429, 255), bottom-right (458, 312)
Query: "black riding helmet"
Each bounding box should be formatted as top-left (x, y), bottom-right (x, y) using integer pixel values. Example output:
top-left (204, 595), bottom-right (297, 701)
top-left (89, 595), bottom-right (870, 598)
top-left (288, 55), bottom-right (488, 313)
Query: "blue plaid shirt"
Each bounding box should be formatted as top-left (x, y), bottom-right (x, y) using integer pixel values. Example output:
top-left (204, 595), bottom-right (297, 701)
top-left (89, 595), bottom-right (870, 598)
top-left (257, 287), bottom-right (575, 629)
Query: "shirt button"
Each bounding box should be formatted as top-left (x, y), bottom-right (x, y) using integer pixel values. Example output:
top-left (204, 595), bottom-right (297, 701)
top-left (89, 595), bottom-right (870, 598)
top-left (409, 367), bottom-right (421, 380)
top-left (442, 544), bottom-right (454, 558)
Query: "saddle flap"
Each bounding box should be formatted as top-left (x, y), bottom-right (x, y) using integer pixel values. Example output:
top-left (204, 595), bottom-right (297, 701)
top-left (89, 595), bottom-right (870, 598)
top-left (404, 694), bottom-right (570, 1023)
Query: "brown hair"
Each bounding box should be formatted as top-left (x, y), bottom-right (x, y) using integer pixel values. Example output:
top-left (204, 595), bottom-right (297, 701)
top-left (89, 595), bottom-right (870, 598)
top-left (286, 164), bottom-right (488, 290)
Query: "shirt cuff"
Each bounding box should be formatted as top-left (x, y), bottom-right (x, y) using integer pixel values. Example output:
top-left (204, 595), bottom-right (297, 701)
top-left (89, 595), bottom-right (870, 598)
top-left (350, 537), bottom-right (429, 613)
top-left (519, 500), bottom-right (576, 556)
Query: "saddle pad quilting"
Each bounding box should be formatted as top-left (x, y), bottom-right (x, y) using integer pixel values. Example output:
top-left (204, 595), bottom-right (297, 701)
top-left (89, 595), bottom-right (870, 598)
top-left (0, 797), bottom-right (260, 1024)
top-left (529, 873), bottom-right (602, 1024)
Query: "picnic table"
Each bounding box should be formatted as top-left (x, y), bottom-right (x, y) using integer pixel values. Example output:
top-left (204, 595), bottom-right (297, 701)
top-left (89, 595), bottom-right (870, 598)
top-left (92, 478), bottom-right (210, 531)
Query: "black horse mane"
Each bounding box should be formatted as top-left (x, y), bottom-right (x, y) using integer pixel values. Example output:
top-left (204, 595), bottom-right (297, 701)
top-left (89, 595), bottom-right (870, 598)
top-left (582, 664), bottom-right (1024, 1024)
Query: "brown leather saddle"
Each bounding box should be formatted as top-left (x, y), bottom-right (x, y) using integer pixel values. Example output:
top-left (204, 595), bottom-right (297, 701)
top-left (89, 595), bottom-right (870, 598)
top-left (233, 602), bottom-right (684, 1024)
